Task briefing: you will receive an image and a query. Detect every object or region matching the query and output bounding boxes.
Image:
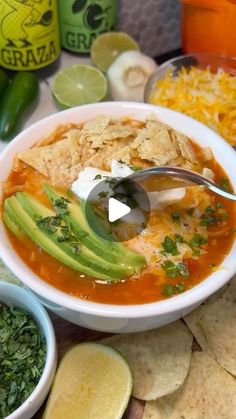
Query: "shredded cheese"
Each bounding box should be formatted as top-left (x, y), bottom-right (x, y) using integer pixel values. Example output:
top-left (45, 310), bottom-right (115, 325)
top-left (149, 67), bottom-right (236, 145)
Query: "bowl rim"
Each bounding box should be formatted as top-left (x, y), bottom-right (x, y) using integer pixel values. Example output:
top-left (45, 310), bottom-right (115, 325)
top-left (149, 52), bottom-right (236, 68)
top-left (0, 282), bottom-right (57, 419)
top-left (0, 101), bottom-right (236, 319)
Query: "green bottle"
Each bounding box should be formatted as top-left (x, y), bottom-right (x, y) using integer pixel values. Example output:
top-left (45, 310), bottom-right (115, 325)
top-left (58, 0), bottom-right (117, 53)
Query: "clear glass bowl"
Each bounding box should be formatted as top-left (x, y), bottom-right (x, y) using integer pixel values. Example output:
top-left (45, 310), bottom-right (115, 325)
top-left (144, 53), bottom-right (236, 103)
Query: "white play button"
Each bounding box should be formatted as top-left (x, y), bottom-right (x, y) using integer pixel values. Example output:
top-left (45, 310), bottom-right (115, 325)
top-left (108, 197), bottom-right (131, 223)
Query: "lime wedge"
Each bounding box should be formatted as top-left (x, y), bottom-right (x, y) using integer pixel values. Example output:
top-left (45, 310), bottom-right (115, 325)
top-left (51, 65), bottom-right (108, 108)
top-left (44, 343), bottom-right (133, 419)
top-left (91, 32), bottom-right (139, 72)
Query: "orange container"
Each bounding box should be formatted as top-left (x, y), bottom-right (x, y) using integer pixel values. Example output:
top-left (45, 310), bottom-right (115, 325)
top-left (180, 0), bottom-right (236, 56)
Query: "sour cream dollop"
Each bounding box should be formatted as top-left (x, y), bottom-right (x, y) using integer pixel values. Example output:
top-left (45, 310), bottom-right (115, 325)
top-left (71, 160), bottom-right (134, 201)
top-left (71, 159), bottom-right (186, 207)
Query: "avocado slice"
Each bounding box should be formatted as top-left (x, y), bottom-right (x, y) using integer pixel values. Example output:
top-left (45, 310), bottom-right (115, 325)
top-left (44, 184), bottom-right (145, 269)
top-left (14, 192), bottom-right (135, 280)
top-left (4, 195), bottom-right (131, 281)
top-left (2, 212), bottom-right (24, 240)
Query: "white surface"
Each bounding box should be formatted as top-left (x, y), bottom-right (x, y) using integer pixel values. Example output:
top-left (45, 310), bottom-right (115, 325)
top-left (0, 282), bottom-right (57, 419)
top-left (0, 102), bottom-right (236, 333)
top-left (108, 197), bottom-right (131, 222)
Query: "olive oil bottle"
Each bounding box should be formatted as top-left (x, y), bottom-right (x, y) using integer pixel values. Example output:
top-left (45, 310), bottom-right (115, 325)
top-left (58, 0), bottom-right (117, 53)
top-left (0, 0), bottom-right (60, 71)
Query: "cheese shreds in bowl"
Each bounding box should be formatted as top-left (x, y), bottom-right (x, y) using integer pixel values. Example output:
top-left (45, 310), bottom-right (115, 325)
top-left (148, 67), bottom-right (236, 146)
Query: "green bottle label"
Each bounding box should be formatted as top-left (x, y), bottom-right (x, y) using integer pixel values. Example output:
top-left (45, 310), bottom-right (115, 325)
top-left (58, 0), bottom-right (117, 53)
top-left (0, 0), bottom-right (60, 71)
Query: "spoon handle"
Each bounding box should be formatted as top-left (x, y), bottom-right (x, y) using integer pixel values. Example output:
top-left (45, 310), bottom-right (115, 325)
top-left (130, 166), bottom-right (236, 202)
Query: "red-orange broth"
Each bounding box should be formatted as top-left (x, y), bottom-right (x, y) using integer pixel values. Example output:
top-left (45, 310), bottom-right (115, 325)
top-left (2, 135), bottom-right (236, 305)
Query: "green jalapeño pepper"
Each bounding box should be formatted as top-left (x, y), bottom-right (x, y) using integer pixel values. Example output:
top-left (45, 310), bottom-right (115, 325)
top-left (0, 68), bottom-right (9, 99)
top-left (0, 72), bottom-right (39, 141)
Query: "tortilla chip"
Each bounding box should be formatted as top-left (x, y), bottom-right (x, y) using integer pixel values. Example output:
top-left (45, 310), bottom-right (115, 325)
top-left (205, 284), bottom-right (228, 305)
top-left (44, 138), bottom-right (72, 173)
top-left (84, 138), bottom-right (131, 170)
top-left (65, 129), bottom-right (82, 166)
top-left (18, 136), bottom-right (84, 187)
top-left (49, 163), bottom-right (82, 188)
top-left (101, 321), bottom-right (192, 401)
top-left (109, 145), bottom-right (133, 165)
top-left (171, 131), bottom-right (196, 163)
top-left (18, 147), bottom-right (48, 177)
top-left (221, 275), bottom-right (236, 303)
top-left (81, 115), bottom-right (111, 135)
top-left (17, 114), bottom-right (202, 189)
top-left (183, 306), bottom-right (211, 358)
top-left (131, 120), bottom-right (180, 165)
top-left (35, 123), bottom-right (78, 147)
top-left (143, 352), bottom-right (236, 419)
top-left (79, 115), bottom-right (136, 148)
top-left (200, 299), bottom-right (236, 375)
top-left (184, 281), bottom-right (236, 376)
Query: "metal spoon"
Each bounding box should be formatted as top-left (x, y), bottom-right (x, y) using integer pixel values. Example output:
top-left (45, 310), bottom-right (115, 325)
top-left (114, 166), bottom-right (236, 201)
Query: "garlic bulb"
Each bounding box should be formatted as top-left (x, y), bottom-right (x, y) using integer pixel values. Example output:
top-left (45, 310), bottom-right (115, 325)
top-left (107, 50), bottom-right (158, 101)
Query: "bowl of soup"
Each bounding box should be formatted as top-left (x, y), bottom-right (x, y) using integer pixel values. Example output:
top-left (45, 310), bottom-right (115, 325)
top-left (0, 102), bottom-right (236, 333)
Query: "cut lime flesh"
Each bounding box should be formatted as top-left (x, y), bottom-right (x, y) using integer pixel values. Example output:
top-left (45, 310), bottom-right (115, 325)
top-left (51, 64), bottom-right (108, 108)
top-left (91, 32), bottom-right (139, 72)
top-left (44, 342), bottom-right (133, 419)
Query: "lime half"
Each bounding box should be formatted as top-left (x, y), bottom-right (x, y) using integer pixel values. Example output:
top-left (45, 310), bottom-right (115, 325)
top-left (91, 32), bottom-right (139, 72)
top-left (51, 64), bottom-right (108, 108)
top-left (44, 342), bottom-right (133, 419)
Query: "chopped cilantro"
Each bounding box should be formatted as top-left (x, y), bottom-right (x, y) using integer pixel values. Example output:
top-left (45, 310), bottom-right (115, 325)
top-left (175, 283), bottom-right (185, 293)
top-left (218, 177), bottom-right (233, 193)
top-left (161, 260), bottom-right (189, 278)
top-left (200, 205), bottom-right (228, 226)
top-left (216, 202), bottom-right (224, 209)
top-left (94, 174), bottom-right (102, 180)
top-left (130, 165), bottom-right (141, 172)
top-left (66, 189), bottom-right (74, 198)
top-left (70, 243), bottom-right (81, 254)
top-left (217, 208), bottom-right (228, 221)
top-left (171, 211), bottom-right (181, 222)
top-left (112, 192), bottom-right (139, 209)
top-left (162, 284), bottom-right (174, 296)
top-left (162, 236), bottom-right (179, 256)
top-left (192, 248), bottom-right (200, 257)
top-left (56, 225), bottom-right (81, 254)
top-left (77, 231), bottom-right (88, 239)
top-left (200, 216), bottom-right (216, 227)
top-left (98, 191), bottom-right (109, 199)
top-left (205, 205), bottom-right (215, 215)
top-left (175, 234), bottom-right (184, 243)
top-left (36, 216), bottom-right (61, 234)
top-left (53, 197), bottom-right (70, 216)
top-left (162, 283), bottom-right (185, 297)
top-left (177, 262), bottom-right (189, 277)
top-left (104, 178), bottom-right (117, 188)
top-left (190, 234), bottom-right (207, 248)
top-left (0, 304), bottom-right (46, 418)
top-left (161, 260), bottom-right (179, 278)
top-left (124, 195), bottom-right (139, 209)
top-left (57, 225), bottom-right (71, 242)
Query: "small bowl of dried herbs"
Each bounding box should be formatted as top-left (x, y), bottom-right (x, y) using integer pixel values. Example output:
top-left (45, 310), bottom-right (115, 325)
top-left (0, 282), bottom-right (57, 419)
